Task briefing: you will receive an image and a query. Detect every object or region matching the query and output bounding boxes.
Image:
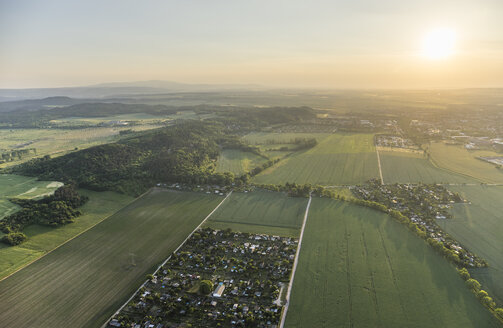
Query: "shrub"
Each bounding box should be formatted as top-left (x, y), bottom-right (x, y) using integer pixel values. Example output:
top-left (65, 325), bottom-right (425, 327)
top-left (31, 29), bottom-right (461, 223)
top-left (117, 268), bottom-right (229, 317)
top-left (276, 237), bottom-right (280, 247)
top-left (1, 232), bottom-right (27, 245)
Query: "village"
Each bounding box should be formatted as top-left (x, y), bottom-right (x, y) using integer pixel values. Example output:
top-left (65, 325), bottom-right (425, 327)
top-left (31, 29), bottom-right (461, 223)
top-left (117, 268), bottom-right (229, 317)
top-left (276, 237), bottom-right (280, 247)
top-left (108, 228), bottom-right (298, 328)
top-left (351, 180), bottom-right (487, 268)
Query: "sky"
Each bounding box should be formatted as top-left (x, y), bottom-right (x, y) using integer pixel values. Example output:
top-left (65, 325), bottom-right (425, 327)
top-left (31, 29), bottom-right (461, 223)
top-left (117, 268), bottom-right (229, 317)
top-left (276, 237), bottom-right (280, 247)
top-left (1, 0), bottom-right (503, 89)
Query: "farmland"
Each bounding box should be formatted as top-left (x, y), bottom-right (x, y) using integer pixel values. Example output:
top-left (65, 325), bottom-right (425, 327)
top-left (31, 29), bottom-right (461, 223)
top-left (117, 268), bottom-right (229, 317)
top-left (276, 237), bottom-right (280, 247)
top-left (0, 174), bottom-right (62, 219)
top-left (427, 142), bottom-right (503, 184)
top-left (216, 149), bottom-right (268, 175)
top-left (205, 190), bottom-right (308, 237)
top-left (0, 189), bottom-right (133, 279)
top-left (252, 133), bottom-right (379, 185)
top-left (442, 185), bottom-right (503, 306)
top-left (0, 189), bottom-right (222, 328)
top-left (379, 150), bottom-right (473, 184)
top-left (285, 198), bottom-right (500, 328)
top-left (0, 126), bottom-right (161, 168)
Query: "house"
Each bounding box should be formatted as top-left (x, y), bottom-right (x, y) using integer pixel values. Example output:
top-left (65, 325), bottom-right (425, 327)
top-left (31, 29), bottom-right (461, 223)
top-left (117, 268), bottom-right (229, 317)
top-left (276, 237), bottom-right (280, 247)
top-left (213, 283), bottom-right (225, 297)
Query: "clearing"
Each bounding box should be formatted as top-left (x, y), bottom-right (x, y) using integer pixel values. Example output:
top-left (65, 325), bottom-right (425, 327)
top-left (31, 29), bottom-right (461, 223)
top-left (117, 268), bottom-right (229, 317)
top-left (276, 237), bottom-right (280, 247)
top-left (216, 149), bottom-right (268, 175)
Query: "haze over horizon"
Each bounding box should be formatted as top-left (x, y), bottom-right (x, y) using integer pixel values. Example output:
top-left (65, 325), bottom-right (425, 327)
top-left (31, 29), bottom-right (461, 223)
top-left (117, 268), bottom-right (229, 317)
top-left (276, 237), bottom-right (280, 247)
top-left (1, 0), bottom-right (503, 89)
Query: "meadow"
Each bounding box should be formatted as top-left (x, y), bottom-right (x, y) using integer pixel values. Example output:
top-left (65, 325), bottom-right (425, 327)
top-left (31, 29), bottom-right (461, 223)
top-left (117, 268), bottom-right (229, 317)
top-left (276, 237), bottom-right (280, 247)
top-left (216, 149), bottom-right (268, 175)
top-left (252, 133), bottom-right (379, 185)
top-left (205, 190), bottom-right (308, 237)
top-left (442, 185), bottom-right (503, 306)
top-left (0, 174), bottom-right (62, 219)
top-left (428, 142), bottom-right (503, 184)
top-left (0, 125), bottom-right (161, 168)
top-left (0, 189), bottom-right (133, 279)
top-left (379, 150), bottom-right (473, 184)
top-left (0, 189), bottom-right (221, 328)
top-left (285, 198), bottom-right (500, 328)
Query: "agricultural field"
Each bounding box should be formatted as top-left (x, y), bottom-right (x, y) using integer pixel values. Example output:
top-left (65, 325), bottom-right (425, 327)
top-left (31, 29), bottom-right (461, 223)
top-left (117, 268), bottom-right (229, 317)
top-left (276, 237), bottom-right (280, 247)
top-left (427, 142), bottom-right (503, 184)
top-left (0, 189), bottom-right (133, 279)
top-left (442, 185), bottom-right (503, 306)
top-left (252, 133), bottom-right (379, 185)
top-left (379, 150), bottom-right (473, 184)
top-left (215, 149), bottom-right (268, 175)
top-left (0, 174), bottom-right (62, 219)
top-left (0, 189), bottom-right (222, 328)
top-left (0, 126), bottom-right (160, 168)
top-left (285, 198), bottom-right (500, 328)
top-left (205, 190), bottom-right (308, 237)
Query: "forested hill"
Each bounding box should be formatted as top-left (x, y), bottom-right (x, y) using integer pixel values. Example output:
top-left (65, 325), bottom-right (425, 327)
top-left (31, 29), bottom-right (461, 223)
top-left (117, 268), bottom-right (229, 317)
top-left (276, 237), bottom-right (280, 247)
top-left (9, 122), bottom-right (233, 195)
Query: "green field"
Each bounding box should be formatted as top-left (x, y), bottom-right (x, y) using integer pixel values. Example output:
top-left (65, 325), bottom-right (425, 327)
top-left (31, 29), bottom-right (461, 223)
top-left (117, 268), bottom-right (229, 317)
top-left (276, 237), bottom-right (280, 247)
top-left (442, 185), bottom-right (503, 306)
top-left (216, 149), bottom-right (268, 175)
top-left (428, 142), bottom-right (503, 184)
top-left (243, 132), bottom-right (331, 145)
top-left (253, 133), bottom-right (379, 185)
top-left (379, 150), bottom-right (473, 184)
top-left (0, 126), bottom-right (160, 168)
top-left (0, 189), bottom-right (133, 279)
top-left (205, 191), bottom-right (308, 236)
top-left (285, 198), bottom-right (500, 328)
top-left (0, 174), bottom-right (63, 219)
top-left (0, 189), bottom-right (221, 328)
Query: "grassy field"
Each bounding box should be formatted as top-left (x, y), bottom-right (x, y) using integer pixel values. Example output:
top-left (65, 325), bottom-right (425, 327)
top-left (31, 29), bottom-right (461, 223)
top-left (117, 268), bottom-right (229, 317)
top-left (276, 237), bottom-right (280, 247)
top-left (216, 149), bottom-right (268, 175)
top-left (285, 198), bottom-right (500, 328)
top-left (205, 191), bottom-right (308, 236)
top-left (0, 189), bottom-right (222, 328)
top-left (428, 142), bottom-right (503, 184)
top-left (0, 189), bottom-right (133, 279)
top-left (379, 150), bottom-right (474, 184)
top-left (243, 132), bottom-right (331, 145)
top-left (0, 174), bottom-right (63, 219)
top-left (442, 185), bottom-right (503, 306)
top-left (253, 133), bottom-right (379, 185)
top-left (0, 126), bottom-right (161, 168)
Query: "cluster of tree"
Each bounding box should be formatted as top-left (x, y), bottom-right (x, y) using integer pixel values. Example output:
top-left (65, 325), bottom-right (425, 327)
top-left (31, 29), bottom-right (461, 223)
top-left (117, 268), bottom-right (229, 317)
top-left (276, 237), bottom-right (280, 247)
top-left (0, 185), bottom-right (88, 246)
top-left (457, 268), bottom-right (503, 321)
top-left (253, 183), bottom-right (313, 198)
top-left (8, 122), bottom-right (249, 195)
top-left (0, 148), bottom-right (36, 164)
top-left (264, 138), bottom-right (318, 151)
top-left (248, 158), bottom-right (280, 177)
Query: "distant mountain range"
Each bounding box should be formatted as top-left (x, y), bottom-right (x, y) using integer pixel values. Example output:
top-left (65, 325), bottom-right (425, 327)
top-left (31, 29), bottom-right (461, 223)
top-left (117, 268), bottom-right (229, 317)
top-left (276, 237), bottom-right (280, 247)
top-left (0, 80), bottom-right (266, 101)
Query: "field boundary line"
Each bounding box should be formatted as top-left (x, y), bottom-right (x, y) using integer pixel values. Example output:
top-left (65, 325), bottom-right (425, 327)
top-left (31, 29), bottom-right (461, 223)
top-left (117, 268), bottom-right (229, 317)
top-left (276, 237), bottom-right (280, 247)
top-left (279, 193), bottom-right (312, 328)
top-left (376, 147), bottom-right (384, 185)
top-left (0, 188), bottom-right (153, 283)
top-left (101, 191), bottom-right (232, 328)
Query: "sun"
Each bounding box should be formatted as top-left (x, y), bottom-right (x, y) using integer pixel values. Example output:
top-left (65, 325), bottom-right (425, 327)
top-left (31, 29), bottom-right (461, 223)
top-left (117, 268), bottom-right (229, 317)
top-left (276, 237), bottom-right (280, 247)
top-left (422, 28), bottom-right (456, 60)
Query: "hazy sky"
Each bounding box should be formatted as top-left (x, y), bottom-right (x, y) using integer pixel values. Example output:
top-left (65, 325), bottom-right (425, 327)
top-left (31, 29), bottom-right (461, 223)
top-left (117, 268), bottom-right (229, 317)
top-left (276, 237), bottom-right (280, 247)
top-left (1, 0), bottom-right (503, 88)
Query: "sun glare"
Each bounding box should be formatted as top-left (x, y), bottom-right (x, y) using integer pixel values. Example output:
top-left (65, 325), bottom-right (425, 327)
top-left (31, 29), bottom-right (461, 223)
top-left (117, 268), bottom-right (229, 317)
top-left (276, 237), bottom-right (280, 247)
top-left (422, 28), bottom-right (456, 60)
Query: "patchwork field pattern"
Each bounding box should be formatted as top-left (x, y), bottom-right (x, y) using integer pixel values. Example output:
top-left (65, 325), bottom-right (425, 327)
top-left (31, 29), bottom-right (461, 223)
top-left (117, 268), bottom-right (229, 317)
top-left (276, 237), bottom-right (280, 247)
top-left (379, 151), bottom-right (473, 184)
top-left (252, 133), bottom-right (379, 185)
top-left (443, 185), bottom-right (503, 306)
top-left (0, 189), bottom-right (221, 328)
top-left (206, 190), bottom-right (308, 236)
top-left (285, 198), bottom-right (500, 328)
